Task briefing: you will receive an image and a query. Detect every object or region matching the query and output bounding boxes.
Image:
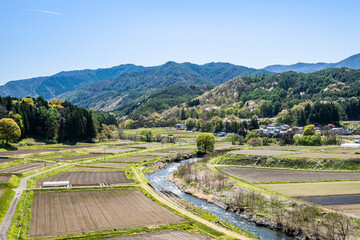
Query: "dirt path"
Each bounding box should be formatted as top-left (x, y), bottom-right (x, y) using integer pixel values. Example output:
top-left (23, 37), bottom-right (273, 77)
top-left (132, 167), bottom-right (253, 240)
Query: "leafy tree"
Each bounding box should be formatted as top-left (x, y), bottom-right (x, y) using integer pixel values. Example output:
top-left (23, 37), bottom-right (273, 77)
top-left (247, 137), bottom-right (263, 147)
top-left (138, 129), bottom-right (153, 142)
top-left (303, 124), bottom-right (316, 136)
top-left (0, 118), bottom-right (21, 144)
top-left (185, 118), bottom-right (196, 130)
top-left (245, 130), bottom-right (260, 142)
top-left (196, 133), bottom-right (215, 153)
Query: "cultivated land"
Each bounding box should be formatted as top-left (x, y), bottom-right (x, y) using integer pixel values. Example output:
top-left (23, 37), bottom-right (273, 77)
top-left (91, 163), bottom-right (132, 167)
top-left (36, 172), bottom-right (133, 187)
top-left (126, 143), bottom-right (163, 148)
top-left (100, 230), bottom-right (210, 240)
top-left (232, 149), bottom-right (299, 156)
top-left (286, 152), bottom-right (360, 159)
top-left (0, 175), bottom-right (11, 183)
top-left (260, 181), bottom-right (360, 197)
top-left (90, 148), bottom-right (135, 154)
top-left (0, 149), bottom-right (53, 156)
top-left (0, 158), bottom-right (17, 164)
top-left (156, 148), bottom-right (195, 153)
top-left (0, 163), bottom-right (54, 173)
top-left (138, 152), bottom-right (174, 156)
top-left (67, 167), bottom-right (125, 171)
top-left (105, 157), bottom-right (152, 162)
top-left (256, 146), bottom-right (317, 150)
top-left (51, 154), bottom-right (97, 161)
top-left (220, 167), bottom-right (360, 183)
top-left (29, 189), bottom-right (185, 238)
top-left (326, 204), bottom-right (360, 218)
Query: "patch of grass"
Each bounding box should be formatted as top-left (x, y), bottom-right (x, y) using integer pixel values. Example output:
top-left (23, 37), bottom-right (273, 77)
top-left (0, 188), bottom-right (15, 223)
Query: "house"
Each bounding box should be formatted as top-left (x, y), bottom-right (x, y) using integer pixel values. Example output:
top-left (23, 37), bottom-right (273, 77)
top-left (175, 124), bottom-right (186, 129)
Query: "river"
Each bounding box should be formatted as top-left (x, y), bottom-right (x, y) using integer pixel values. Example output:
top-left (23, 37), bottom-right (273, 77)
top-left (146, 158), bottom-right (295, 240)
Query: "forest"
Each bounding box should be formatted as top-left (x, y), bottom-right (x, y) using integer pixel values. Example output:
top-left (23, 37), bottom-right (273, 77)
top-left (0, 96), bottom-right (116, 143)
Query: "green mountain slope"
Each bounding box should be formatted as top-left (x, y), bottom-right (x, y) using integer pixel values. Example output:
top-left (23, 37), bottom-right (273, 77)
top-left (118, 85), bottom-right (213, 119)
top-left (160, 68), bottom-right (360, 121)
top-left (64, 61), bottom-right (270, 112)
top-left (0, 64), bottom-right (145, 99)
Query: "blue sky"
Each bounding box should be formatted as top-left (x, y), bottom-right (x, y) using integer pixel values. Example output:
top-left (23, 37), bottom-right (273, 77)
top-left (1, 0), bottom-right (359, 84)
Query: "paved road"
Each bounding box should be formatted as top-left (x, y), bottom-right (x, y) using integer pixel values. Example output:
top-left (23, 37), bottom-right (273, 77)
top-left (132, 167), bottom-right (252, 240)
top-left (0, 164), bottom-right (69, 240)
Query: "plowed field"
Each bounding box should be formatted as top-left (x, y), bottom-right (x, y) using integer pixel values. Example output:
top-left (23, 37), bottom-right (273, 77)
top-left (0, 163), bottom-right (53, 173)
top-left (36, 172), bottom-right (133, 187)
top-left (106, 157), bottom-right (152, 162)
top-left (220, 167), bottom-right (360, 182)
top-left (232, 149), bottom-right (299, 156)
top-left (29, 189), bottom-right (184, 238)
top-left (0, 175), bottom-right (11, 183)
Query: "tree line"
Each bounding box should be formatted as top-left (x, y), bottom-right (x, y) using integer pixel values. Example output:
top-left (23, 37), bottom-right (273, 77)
top-left (0, 96), bottom-right (116, 143)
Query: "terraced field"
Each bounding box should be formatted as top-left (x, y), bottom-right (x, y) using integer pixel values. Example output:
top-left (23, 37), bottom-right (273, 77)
top-left (106, 157), bottom-right (152, 162)
top-left (232, 149), bottom-right (299, 156)
top-left (52, 154), bottom-right (97, 161)
top-left (220, 167), bottom-right (360, 182)
top-left (286, 153), bottom-right (360, 159)
top-left (0, 149), bottom-right (53, 156)
top-left (36, 172), bottom-right (133, 187)
top-left (0, 175), bottom-right (11, 183)
top-left (67, 167), bottom-right (124, 171)
top-left (101, 230), bottom-right (210, 240)
top-left (91, 163), bottom-right (132, 167)
top-left (29, 189), bottom-right (185, 238)
top-left (261, 181), bottom-right (360, 197)
top-left (0, 162), bottom-right (54, 173)
top-left (0, 158), bottom-right (18, 164)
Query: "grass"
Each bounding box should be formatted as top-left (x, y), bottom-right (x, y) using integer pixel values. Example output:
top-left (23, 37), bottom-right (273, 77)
top-left (0, 188), bottom-right (15, 224)
top-left (260, 181), bottom-right (360, 197)
top-left (0, 175), bottom-right (21, 188)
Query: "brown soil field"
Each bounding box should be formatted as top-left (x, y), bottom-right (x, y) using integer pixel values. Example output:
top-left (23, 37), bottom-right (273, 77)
top-left (67, 167), bottom-right (124, 172)
top-left (0, 175), bottom-right (11, 183)
top-left (256, 146), bottom-right (316, 150)
top-left (156, 148), bottom-right (195, 153)
top-left (91, 163), bottom-right (131, 167)
top-left (0, 158), bottom-right (18, 164)
top-left (138, 152), bottom-right (174, 156)
top-left (36, 172), bottom-right (133, 187)
top-left (30, 154), bottom-right (65, 159)
top-left (126, 143), bottom-right (162, 148)
top-left (287, 153), bottom-right (360, 159)
top-left (220, 167), bottom-right (360, 183)
top-left (90, 148), bottom-right (134, 154)
top-left (232, 149), bottom-right (299, 156)
top-left (52, 154), bottom-right (97, 161)
top-left (106, 157), bottom-right (152, 162)
top-left (29, 189), bottom-right (184, 238)
top-left (45, 145), bottom-right (94, 149)
top-left (0, 162), bottom-right (54, 173)
top-left (260, 181), bottom-right (360, 197)
top-left (327, 204), bottom-right (360, 217)
top-left (100, 230), bottom-right (210, 240)
top-left (0, 149), bottom-right (53, 156)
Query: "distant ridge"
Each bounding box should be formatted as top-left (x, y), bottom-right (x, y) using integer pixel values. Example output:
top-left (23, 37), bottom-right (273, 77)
top-left (263, 53), bottom-right (360, 73)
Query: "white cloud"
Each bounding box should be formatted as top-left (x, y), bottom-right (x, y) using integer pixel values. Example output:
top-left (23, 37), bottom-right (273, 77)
top-left (24, 8), bottom-right (62, 15)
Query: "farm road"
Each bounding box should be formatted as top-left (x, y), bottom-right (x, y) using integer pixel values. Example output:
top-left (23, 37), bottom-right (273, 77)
top-left (0, 163), bottom-right (70, 240)
top-left (132, 167), bottom-right (252, 240)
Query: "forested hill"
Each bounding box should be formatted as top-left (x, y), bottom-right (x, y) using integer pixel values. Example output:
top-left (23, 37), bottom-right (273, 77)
top-left (0, 96), bottom-right (116, 142)
top-left (263, 53), bottom-right (360, 73)
top-left (0, 64), bottom-right (146, 99)
top-left (63, 61), bottom-right (270, 112)
top-left (159, 68), bottom-right (360, 124)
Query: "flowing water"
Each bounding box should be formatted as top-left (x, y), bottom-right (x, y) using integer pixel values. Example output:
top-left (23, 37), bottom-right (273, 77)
top-left (147, 158), bottom-right (295, 240)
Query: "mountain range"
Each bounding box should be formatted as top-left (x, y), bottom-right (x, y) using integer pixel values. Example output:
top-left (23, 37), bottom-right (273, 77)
top-left (263, 53), bottom-right (360, 73)
top-left (0, 53), bottom-right (359, 117)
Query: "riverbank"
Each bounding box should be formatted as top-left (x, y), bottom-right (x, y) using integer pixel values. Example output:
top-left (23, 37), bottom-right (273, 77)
top-left (170, 159), bottom-right (358, 240)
